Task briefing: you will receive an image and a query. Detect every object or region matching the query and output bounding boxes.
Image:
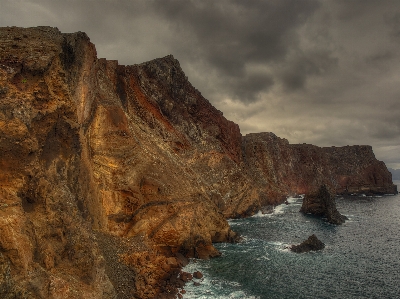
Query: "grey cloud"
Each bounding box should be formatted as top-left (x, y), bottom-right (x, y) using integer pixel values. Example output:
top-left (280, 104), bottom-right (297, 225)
top-left (280, 50), bottom-right (339, 92)
top-left (333, 0), bottom-right (389, 20)
top-left (0, 0), bottom-right (399, 167)
top-left (365, 51), bottom-right (396, 63)
top-left (150, 0), bottom-right (320, 101)
top-left (386, 11), bottom-right (400, 41)
top-left (226, 73), bottom-right (274, 102)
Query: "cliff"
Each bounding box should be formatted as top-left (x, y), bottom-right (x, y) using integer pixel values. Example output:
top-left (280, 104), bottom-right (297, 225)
top-left (0, 26), bottom-right (396, 298)
top-left (242, 132), bottom-right (397, 199)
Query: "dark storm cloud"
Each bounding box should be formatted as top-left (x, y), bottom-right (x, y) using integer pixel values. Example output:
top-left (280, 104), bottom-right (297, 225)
top-left (386, 11), bottom-right (400, 42)
top-left (333, 0), bottom-right (388, 20)
top-left (280, 50), bottom-right (339, 92)
top-left (0, 0), bottom-right (399, 168)
top-left (149, 0), bottom-right (320, 101)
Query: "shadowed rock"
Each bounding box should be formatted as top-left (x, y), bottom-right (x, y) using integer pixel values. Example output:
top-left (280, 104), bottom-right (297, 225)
top-left (291, 234), bottom-right (325, 253)
top-left (301, 185), bottom-right (348, 225)
top-left (193, 271), bottom-right (203, 279)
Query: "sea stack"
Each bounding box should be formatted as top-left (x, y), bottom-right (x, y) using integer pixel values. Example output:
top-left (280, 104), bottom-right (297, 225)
top-left (300, 185), bottom-right (348, 225)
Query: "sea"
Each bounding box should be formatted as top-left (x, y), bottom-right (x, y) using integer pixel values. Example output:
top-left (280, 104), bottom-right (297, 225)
top-left (182, 181), bottom-right (400, 299)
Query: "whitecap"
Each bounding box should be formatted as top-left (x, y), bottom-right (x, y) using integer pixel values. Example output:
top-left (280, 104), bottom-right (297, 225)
top-left (251, 210), bottom-right (270, 218)
top-left (278, 246), bottom-right (292, 253)
top-left (181, 274), bottom-right (258, 299)
top-left (256, 255), bottom-right (270, 261)
top-left (251, 210), bottom-right (278, 218)
top-left (273, 205), bottom-right (285, 214)
top-left (286, 196), bottom-right (303, 204)
top-left (268, 241), bottom-right (283, 246)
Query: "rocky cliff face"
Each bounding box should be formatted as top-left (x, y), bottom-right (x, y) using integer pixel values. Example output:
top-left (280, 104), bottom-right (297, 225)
top-left (0, 26), bottom-right (396, 298)
top-left (242, 132), bottom-right (397, 200)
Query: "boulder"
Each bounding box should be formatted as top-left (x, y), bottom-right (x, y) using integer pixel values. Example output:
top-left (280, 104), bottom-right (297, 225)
top-left (291, 234), bottom-right (325, 253)
top-left (193, 271), bottom-right (203, 279)
top-left (179, 272), bottom-right (193, 282)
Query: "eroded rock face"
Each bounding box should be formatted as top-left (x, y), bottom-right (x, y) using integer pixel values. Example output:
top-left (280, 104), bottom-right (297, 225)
top-left (242, 133), bottom-right (397, 202)
top-left (0, 26), bottom-right (234, 299)
top-left (322, 146), bottom-right (397, 195)
top-left (0, 26), bottom-right (397, 298)
top-left (300, 185), bottom-right (347, 225)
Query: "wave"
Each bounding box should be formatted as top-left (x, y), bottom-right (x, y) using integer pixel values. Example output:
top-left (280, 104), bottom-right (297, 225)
top-left (287, 195), bottom-right (304, 203)
top-left (181, 257), bottom-right (260, 298)
top-left (251, 210), bottom-right (274, 218)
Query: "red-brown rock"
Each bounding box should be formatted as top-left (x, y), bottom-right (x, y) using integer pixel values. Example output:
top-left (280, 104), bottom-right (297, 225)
top-left (0, 26), bottom-right (397, 299)
top-left (242, 133), bottom-right (397, 204)
top-left (179, 272), bottom-right (193, 282)
top-left (193, 271), bottom-right (203, 279)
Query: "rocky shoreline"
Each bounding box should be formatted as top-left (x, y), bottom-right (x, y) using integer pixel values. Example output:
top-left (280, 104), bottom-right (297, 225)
top-left (0, 26), bottom-right (397, 298)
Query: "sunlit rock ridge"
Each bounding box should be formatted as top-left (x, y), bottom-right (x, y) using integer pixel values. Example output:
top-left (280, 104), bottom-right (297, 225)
top-left (0, 27), bottom-right (396, 298)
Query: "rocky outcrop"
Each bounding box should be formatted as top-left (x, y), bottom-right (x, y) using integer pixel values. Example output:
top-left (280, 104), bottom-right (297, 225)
top-left (291, 234), bottom-right (325, 253)
top-left (323, 146), bottom-right (397, 195)
top-left (242, 133), bottom-right (397, 202)
top-left (0, 26), bottom-right (237, 299)
top-left (300, 185), bottom-right (348, 225)
top-left (0, 26), bottom-right (397, 298)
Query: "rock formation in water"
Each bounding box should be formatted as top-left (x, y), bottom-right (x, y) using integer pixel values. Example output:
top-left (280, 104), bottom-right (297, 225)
top-left (291, 234), bottom-right (325, 253)
top-left (300, 185), bottom-right (348, 225)
top-left (0, 26), bottom-right (397, 298)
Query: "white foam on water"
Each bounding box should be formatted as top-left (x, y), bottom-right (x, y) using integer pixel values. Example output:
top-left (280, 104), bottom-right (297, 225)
top-left (181, 260), bottom-right (260, 299)
top-left (268, 241), bottom-right (283, 246)
top-left (181, 275), bottom-right (253, 299)
top-left (343, 214), bottom-right (361, 222)
top-left (251, 209), bottom-right (281, 218)
top-left (183, 293), bottom-right (260, 299)
top-left (273, 204), bottom-right (285, 214)
top-left (278, 246), bottom-right (291, 253)
top-left (182, 289), bottom-right (260, 299)
top-left (252, 195), bottom-right (304, 218)
top-left (256, 255), bottom-right (270, 261)
top-left (273, 242), bottom-right (292, 253)
top-left (251, 210), bottom-right (271, 218)
top-left (287, 195), bottom-right (303, 204)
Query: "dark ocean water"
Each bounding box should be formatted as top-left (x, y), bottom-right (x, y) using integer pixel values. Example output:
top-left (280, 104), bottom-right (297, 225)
top-left (183, 181), bottom-right (400, 299)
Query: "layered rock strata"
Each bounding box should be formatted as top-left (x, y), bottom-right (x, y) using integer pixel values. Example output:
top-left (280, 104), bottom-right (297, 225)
top-left (0, 26), bottom-right (397, 298)
top-left (0, 26), bottom-right (236, 299)
top-left (243, 132), bottom-right (397, 202)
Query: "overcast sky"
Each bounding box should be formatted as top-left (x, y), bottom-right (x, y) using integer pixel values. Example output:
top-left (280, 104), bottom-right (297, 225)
top-left (1, 0), bottom-right (399, 169)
